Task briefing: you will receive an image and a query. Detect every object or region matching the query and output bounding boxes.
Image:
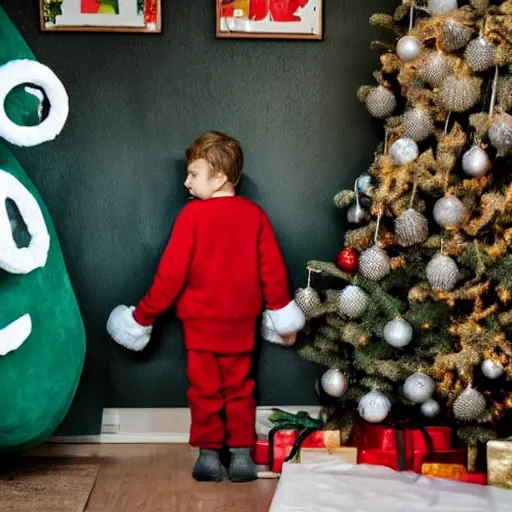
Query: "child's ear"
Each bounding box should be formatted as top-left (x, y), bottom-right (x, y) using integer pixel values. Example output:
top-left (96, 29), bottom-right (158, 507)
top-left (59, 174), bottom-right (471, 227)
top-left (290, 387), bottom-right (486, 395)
top-left (214, 172), bottom-right (228, 189)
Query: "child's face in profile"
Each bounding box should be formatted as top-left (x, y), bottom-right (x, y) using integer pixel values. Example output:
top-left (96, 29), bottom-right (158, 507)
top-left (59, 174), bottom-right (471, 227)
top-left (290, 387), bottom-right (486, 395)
top-left (185, 158), bottom-right (226, 200)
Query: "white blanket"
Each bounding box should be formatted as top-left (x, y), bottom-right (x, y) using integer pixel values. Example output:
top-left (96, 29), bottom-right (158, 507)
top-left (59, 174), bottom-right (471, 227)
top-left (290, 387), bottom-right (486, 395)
top-left (270, 461), bottom-right (512, 511)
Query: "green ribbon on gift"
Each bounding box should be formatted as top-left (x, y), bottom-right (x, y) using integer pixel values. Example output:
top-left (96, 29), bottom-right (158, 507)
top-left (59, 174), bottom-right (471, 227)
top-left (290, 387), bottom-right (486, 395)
top-left (269, 409), bottom-right (324, 430)
top-left (267, 409), bottom-right (324, 467)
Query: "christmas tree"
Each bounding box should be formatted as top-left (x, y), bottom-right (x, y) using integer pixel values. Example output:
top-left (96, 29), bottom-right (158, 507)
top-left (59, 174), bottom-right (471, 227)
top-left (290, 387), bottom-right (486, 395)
top-left (297, 0), bottom-right (512, 448)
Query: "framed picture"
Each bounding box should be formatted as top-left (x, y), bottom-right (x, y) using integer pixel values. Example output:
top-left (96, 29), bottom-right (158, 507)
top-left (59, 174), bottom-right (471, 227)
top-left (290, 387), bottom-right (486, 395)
top-left (40, 0), bottom-right (162, 33)
top-left (216, 0), bottom-right (323, 40)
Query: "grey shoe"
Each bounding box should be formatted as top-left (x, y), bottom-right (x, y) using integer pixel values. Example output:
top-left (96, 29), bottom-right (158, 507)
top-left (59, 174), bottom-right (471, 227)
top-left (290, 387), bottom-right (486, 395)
top-left (228, 448), bottom-right (257, 482)
top-left (192, 449), bottom-right (224, 482)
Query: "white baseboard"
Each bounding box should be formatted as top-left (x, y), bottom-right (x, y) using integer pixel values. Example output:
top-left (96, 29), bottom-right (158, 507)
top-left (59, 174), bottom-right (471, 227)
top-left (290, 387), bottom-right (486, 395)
top-left (50, 406), bottom-right (321, 444)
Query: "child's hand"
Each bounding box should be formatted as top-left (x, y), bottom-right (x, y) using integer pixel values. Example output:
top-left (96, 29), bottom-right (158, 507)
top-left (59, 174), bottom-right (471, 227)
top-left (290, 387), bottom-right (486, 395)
top-left (281, 332), bottom-right (297, 347)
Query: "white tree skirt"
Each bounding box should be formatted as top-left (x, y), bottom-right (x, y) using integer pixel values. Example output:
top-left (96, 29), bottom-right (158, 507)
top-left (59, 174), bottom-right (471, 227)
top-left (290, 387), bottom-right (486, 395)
top-left (270, 461), bottom-right (512, 511)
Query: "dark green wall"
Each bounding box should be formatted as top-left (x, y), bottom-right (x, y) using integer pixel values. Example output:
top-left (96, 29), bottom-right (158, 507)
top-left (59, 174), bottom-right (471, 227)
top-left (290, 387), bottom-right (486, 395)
top-left (4, 0), bottom-right (396, 435)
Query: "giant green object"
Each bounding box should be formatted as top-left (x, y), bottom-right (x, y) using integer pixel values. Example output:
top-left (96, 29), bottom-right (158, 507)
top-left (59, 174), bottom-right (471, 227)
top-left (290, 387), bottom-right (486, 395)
top-left (0, 6), bottom-right (85, 453)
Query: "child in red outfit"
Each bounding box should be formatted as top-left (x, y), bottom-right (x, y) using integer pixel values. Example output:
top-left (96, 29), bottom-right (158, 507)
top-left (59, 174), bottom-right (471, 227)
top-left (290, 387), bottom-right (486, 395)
top-left (106, 131), bottom-right (305, 482)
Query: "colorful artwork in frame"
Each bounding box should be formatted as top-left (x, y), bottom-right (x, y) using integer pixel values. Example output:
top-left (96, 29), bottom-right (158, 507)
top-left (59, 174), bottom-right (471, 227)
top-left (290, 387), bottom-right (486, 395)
top-left (40, 0), bottom-right (161, 33)
top-left (216, 0), bottom-right (323, 40)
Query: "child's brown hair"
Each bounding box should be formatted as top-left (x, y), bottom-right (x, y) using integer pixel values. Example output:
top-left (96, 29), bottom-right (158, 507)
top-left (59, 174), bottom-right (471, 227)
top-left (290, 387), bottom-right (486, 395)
top-left (186, 131), bottom-right (244, 185)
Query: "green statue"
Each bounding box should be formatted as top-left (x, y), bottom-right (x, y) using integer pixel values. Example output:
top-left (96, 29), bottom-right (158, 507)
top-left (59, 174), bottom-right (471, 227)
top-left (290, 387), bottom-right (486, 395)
top-left (0, 6), bottom-right (85, 453)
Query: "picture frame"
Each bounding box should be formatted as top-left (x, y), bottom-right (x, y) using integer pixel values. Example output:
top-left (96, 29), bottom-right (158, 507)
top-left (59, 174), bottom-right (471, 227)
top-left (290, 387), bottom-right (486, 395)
top-left (216, 0), bottom-right (323, 40)
top-left (40, 0), bottom-right (162, 33)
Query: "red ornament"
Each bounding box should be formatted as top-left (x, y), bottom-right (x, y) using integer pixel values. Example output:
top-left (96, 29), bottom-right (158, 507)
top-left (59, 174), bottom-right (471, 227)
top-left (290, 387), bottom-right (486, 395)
top-left (336, 248), bottom-right (358, 274)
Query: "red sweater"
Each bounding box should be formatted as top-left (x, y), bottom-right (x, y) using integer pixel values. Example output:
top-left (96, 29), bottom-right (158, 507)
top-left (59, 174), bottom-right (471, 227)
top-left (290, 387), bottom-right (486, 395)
top-left (133, 196), bottom-right (291, 352)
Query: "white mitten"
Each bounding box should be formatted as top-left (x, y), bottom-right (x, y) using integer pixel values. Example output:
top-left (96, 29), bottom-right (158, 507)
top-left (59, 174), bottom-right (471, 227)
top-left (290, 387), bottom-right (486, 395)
top-left (106, 305), bottom-right (152, 352)
top-left (260, 310), bottom-right (284, 345)
top-left (260, 300), bottom-right (306, 345)
top-left (265, 301), bottom-right (306, 335)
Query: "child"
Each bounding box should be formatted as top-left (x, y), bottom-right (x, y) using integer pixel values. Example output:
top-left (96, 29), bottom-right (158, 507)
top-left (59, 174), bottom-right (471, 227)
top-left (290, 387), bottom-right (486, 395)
top-left (106, 131), bottom-right (305, 482)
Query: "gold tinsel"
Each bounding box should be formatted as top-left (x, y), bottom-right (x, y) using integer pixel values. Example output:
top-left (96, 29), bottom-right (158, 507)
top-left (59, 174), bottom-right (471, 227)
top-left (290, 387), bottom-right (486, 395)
top-left (497, 76), bottom-right (512, 111)
top-left (333, 189), bottom-right (355, 209)
top-left (381, 52), bottom-right (402, 74)
top-left (356, 85), bottom-right (374, 103)
top-left (465, 193), bottom-right (506, 236)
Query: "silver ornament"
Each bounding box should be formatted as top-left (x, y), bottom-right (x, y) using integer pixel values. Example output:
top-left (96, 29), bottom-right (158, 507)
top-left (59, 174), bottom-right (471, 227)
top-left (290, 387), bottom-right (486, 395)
top-left (433, 195), bottom-right (466, 228)
top-left (359, 246), bottom-right (390, 281)
top-left (462, 146), bottom-right (491, 177)
top-left (426, 254), bottom-right (459, 291)
top-left (481, 359), bottom-right (504, 380)
top-left (357, 174), bottom-right (372, 194)
top-left (295, 286), bottom-right (321, 316)
top-left (384, 317), bottom-right (413, 348)
top-left (453, 386), bottom-right (486, 421)
top-left (395, 208), bottom-right (429, 247)
top-left (396, 36), bottom-right (422, 62)
top-left (421, 399), bottom-right (441, 418)
top-left (403, 373), bottom-right (435, 404)
top-left (403, 108), bottom-right (435, 142)
top-left (366, 86), bottom-right (396, 119)
top-left (439, 20), bottom-right (472, 52)
top-left (465, 36), bottom-right (496, 72)
top-left (338, 285), bottom-right (369, 319)
top-left (428, 0), bottom-right (458, 14)
top-left (347, 204), bottom-right (368, 224)
top-left (358, 391), bottom-right (391, 424)
top-left (439, 75), bottom-right (481, 113)
top-left (488, 114), bottom-right (512, 155)
top-left (321, 368), bottom-right (349, 397)
top-left (419, 52), bottom-right (453, 88)
top-left (389, 138), bottom-right (419, 166)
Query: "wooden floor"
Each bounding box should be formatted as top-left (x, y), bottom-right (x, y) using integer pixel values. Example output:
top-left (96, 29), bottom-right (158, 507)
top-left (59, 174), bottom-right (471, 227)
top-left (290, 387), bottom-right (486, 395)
top-left (26, 443), bottom-right (278, 512)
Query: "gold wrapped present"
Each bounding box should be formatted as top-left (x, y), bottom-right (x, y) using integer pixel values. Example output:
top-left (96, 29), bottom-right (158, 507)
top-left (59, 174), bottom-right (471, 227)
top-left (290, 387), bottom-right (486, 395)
top-left (487, 439), bottom-right (512, 489)
top-left (421, 463), bottom-right (468, 480)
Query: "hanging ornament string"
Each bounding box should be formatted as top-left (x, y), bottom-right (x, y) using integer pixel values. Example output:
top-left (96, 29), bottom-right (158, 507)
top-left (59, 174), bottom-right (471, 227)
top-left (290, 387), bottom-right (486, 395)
top-left (489, 64), bottom-right (499, 117)
top-left (440, 238), bottom-right (444, 255)
top-left (307, 267), bottom-right (313, 288)
top-left (409, 181), bottom-right (419, 209)
top-left (384, 127), bottom-right (390, 155)
top-left (444, 112), bottom-right (451, 134)
top-left (409, 3), bottom-right (415, 32)
top-left (354, 176), bottom-right (362, 211)
top-left (374, 212), bottom-right (383, 245)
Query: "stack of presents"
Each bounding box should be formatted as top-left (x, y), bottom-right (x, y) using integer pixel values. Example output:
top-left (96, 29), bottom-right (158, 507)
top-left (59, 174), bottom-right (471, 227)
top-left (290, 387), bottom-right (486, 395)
top-left (253, 409), bottom-right (512, 489)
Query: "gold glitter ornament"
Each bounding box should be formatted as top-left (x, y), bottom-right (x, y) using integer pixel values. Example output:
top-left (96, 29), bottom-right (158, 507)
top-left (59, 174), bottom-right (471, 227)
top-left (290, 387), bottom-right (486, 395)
top-left (439, 75), bottom-right (481, 113)
top-left (426, 254), bottom-right (459, 291)
top-left (453, 386), bottom-right (486, 421)
top-left (488, 113), bottom-right (512, 155)
top-left (418, 52), bottom-right (453, 88)
top-left (366, 86), bottom-right (396, 119)
top-left (359, 246), bottom-right (391, 281)
top-left (439, 19), bottom-right (472, 52)
top-left (465, 36), bottom-right (496, 72)
top-left (338, 285), bottom-right (370, 319)
top-left (394, 208), bottom-right (429, 247)
top-left (294, 269), bottom-right (321, 316)
top-left (403, 108), bottom-right (435, 142)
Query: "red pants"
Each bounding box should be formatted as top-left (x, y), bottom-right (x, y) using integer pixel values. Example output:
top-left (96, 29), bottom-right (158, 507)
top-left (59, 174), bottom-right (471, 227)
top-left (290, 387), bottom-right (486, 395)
top-left (187, 350), bottom-right (256, 449)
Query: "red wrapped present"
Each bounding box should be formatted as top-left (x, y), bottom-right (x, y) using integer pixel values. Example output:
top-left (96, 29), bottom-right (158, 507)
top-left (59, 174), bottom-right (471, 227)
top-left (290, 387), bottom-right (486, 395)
top-left (353, 423), bottom-right (414, 471)
top-left (411, 427), bottom-right (453, 472)
top-left (359, 449), bottom-right (415, 471)
top-left (271, 429), bottom-right (299, 473)
top-left (459, 472), bottom-right (488, 485)
top-left (270, 429), bottom-right (343, 472)
top-left (352, 422), bottom-right (460, 474)
top-left (252, 439), bottom-right (270, 466)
